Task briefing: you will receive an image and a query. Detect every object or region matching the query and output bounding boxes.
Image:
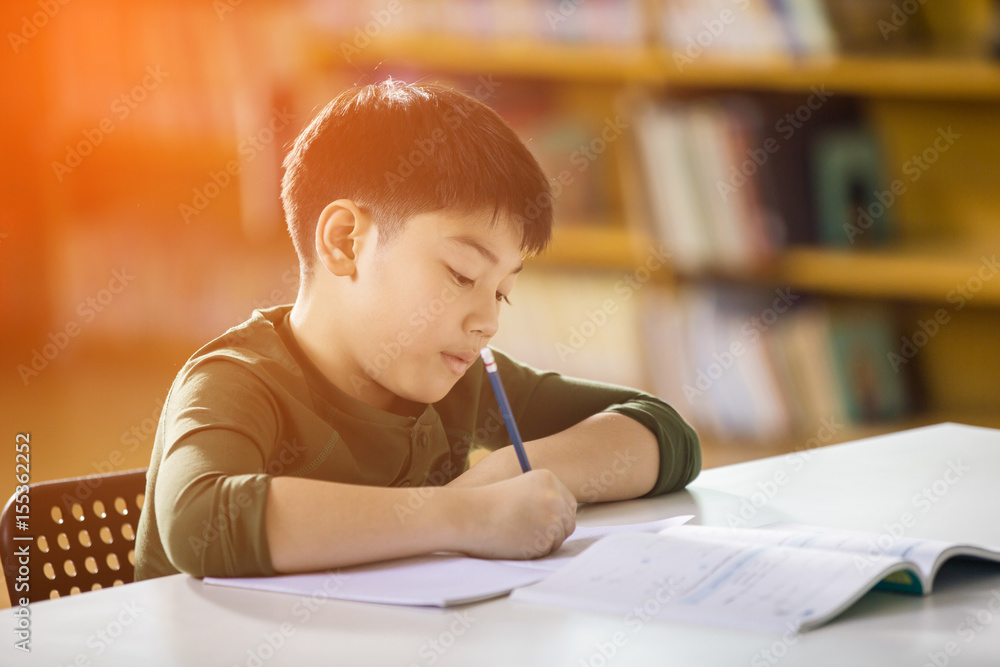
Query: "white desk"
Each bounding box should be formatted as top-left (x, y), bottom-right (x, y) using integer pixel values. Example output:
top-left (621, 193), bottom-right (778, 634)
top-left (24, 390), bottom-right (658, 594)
top-left (3, 423), bottom-right (1000, 666)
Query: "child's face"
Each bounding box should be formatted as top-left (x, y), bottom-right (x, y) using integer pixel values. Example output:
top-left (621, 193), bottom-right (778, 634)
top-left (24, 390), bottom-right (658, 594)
top-left (345, 207), bottom-right (524, 410)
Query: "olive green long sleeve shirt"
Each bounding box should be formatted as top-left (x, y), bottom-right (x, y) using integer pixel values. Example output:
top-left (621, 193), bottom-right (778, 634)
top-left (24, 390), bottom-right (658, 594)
top-left (134, 305), bottom-right (700, 580)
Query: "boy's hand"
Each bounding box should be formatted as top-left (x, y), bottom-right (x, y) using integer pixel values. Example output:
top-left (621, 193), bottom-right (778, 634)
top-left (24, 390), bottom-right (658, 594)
top-left (450, 469), bottom-right (577, 560)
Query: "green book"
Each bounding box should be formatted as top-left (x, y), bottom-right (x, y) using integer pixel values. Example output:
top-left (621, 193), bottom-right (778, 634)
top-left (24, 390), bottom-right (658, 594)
top-left (812, 127), bottom-right (894, 248)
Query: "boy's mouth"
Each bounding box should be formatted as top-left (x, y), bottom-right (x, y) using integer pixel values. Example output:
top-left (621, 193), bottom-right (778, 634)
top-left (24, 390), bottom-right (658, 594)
top-left (441, 351), bottom-right (475, 375)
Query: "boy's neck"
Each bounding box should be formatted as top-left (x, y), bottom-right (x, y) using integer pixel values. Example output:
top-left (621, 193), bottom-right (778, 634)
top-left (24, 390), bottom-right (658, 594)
top-left (288, 295), bottom-right (425, 418)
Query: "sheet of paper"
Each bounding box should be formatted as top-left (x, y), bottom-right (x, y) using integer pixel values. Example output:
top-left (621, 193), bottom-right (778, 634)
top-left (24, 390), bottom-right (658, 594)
top-left (207, 554), bottom-right (548, 607)
top-left (202, 515), bottom-right (693, 607)
top-left (511, 529), bottom-right (912, 632)
top-left (495, 514), bottom-right (694, 572)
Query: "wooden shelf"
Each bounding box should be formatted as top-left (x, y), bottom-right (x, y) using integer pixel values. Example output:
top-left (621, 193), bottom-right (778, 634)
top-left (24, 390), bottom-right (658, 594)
top-left (308, 33), bottom-right (1000, 99)
top-left (529, 224), bottom-right (647, 269)
top-left (308, 34), bottom-right (660, 83)
top-left (537, 228), bottom-right (1000, 307)
top-left (699, 247), bottom-right (1000, 306)
top-left (655, 55), bottom-right (1000, 101)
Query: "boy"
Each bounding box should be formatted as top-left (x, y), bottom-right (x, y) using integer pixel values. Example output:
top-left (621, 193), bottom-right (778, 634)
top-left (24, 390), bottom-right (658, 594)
top-left (134, 79), bottom-right (700, 580)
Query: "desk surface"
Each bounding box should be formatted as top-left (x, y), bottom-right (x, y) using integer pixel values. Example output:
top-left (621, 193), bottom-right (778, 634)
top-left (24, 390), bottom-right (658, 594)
top-left (3, 422), bottom-right (1000, 666)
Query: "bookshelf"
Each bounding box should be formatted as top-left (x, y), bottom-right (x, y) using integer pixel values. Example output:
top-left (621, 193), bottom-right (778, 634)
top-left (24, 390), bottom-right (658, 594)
top-left (11, 1), bottom-right (999, 471)
top-left (297, 1), bottom-right (1000, 453)
top-left (311, 33), bottom-right (1000, 100)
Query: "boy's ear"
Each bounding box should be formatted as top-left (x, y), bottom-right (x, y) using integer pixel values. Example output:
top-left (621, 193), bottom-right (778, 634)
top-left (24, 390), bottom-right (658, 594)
top-left (314, 199), bottom-right (372, 277)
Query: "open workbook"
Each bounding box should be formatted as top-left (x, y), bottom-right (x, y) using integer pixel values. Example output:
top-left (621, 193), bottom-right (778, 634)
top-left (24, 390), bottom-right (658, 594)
top-left (510, 522), bottom-right (1000, 633)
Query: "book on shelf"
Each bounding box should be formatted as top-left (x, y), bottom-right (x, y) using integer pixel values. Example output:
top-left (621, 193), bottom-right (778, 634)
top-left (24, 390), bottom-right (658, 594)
top-left (511, 522), bottom-right (1000, 633)
top-left (627, 90), bottom-right (886, 270)
top-left (638, 285), bottom-right (911, 442)
top-left (811, 126), bottom-right (895, 248)
top-left (822, 0), bottom-right (934, 55)
top-left (300, 0), bottom-right (991, 57)
top-left (765, 304), bottom-right (844, 432)
top-left (631, 100), bottom-right (716, 272)
top-left (658, 0), bottom-right (998, 59)
top-left (629, 97), bottom-right (784, 273)
top-left (304, 0), bottom-right (646, 46)
top-left (658, 0), bottom-right (837, 61)
top-left (827, 308), bottom-right (910, 423)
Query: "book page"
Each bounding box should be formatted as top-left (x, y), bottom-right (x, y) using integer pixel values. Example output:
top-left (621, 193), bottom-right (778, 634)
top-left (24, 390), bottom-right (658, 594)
top-left (495, 514), bottom-right (694, 573)
top-left (762, 522), bottom-right (1000, 592)
top-left (511, 530), bottom-right (914, 632)
top-left (658, 524), bottom-right (944, 593)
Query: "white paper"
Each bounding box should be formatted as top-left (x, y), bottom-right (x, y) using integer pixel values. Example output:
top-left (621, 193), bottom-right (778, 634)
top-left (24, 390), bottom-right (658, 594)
top-left (496, 514), bottom-right (695, 572)
top-left (206, 555), bottom-right (548, 607)
top-left (202, 515), bottom-right (693, 607)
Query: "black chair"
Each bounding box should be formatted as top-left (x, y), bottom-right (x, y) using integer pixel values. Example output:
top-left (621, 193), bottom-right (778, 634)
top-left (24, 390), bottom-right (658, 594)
top-left (0, 468), bottom-right (147, 603)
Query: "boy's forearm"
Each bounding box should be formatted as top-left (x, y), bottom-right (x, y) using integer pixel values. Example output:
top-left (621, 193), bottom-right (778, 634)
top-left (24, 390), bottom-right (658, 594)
top-left (264, 470), bottom-right (577, 574)
top-left (465, 412), bottom-right (661, 503)
top-left (265, 477), bottom-right (465, 574)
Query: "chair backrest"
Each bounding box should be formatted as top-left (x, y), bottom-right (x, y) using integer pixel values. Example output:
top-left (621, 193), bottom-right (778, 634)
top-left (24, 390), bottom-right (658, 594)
top-left (0, 468), bottom-right (147, 604)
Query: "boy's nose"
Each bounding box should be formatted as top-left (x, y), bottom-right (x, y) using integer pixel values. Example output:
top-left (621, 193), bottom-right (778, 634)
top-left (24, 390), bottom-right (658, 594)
top-left (465, 297), bottom-right (500, 339)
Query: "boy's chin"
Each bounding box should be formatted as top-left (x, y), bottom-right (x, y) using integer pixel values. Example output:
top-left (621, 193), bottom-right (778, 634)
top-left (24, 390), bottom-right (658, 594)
top-left (414, 384), bottom-right (455, 405)
top-left (401, 377), bottom-right (459, 405)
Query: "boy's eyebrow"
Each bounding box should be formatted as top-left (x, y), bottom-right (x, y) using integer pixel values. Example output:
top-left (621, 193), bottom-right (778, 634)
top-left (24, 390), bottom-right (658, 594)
top-left (445, 235), bottom-right (524, 275)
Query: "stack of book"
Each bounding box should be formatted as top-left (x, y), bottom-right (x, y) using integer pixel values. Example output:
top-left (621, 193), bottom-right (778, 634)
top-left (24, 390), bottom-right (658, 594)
top-left (305, 0), bottom-right (959, 55)
top-left (657, 0), bottom-right (943, 60)
top-left (304, 0), bottom-right (646, 46)
top-left (631, 97), bottom-right (782, 273)
top-left (628, 92), bottom-right (892, 272)
top-left (639, 285), bottom-right (911, 442)
top-left (658, 0), bottom-right (837, 60)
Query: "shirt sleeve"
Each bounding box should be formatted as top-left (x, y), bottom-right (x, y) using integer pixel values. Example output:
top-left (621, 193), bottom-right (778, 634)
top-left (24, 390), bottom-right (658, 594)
top-left (154, 359), bottom-right (278, 578)
top-left (476, 347), bottom-right (701, 497)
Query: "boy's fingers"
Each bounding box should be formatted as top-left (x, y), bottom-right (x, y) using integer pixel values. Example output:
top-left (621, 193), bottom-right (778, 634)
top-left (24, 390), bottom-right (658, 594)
top-left (561, 512), bottom-right (575, 545)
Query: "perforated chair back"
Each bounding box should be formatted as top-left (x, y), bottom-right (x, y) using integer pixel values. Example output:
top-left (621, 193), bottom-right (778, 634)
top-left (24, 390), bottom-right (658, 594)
top-left (0, 468), bottom-right (147, 603)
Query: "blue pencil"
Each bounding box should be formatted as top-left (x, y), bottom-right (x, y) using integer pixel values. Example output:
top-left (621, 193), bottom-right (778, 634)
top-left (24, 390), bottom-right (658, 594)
top-left (479, 347), bottom-right (532, 472)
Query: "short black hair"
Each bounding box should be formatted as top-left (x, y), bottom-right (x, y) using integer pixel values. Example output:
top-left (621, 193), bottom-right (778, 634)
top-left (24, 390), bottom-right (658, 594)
top-left (280, 79), bottom-right (553, 281)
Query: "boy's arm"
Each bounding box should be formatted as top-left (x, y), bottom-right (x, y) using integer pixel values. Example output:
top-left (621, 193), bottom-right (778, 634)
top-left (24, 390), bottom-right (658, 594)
top-left (264, 470), bottom-right (575, 574)
top-left (448, 410), bottom-right (661, 503)
top-left (158, 429), bottom-right (577, 576)
top-left (151, 361), bottom-right (577, 578)
top-left (445, 347), bottom-right (701, 503)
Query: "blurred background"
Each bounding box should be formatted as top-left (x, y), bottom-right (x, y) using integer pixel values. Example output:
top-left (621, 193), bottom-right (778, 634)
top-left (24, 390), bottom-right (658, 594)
top-left (2, 0), bottom-right (1000, 563)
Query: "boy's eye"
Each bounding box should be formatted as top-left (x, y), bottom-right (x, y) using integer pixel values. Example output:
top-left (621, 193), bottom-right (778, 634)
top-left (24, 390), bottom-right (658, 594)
top-left (450, 269), bottom-right (512, 306)
top-left (450, 270), bottom-right (474, 288)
